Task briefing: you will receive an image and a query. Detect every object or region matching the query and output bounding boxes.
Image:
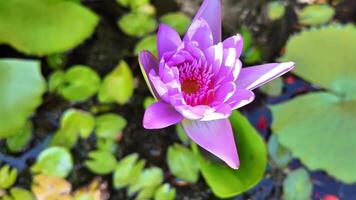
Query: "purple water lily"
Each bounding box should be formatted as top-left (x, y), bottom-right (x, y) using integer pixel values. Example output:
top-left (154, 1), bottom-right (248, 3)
top-left (139, 0), bottom-right (294, 169)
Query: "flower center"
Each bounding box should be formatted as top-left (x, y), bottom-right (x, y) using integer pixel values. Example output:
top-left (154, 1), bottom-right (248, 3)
top-left (177, 59), bottom-right (215, 106)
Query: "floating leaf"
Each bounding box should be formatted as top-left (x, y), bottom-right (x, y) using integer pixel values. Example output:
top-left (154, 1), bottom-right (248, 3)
top-left (73, 178), bottom-right (108, 200)
top-left (32, 175), bottom-right (72, 200)
top-left (52, 109), bottom-right (95, 148)
top-left (0, 59), bottom-right (45, 138)
top-left (116, 0), bottom-right (130, 7)
top-left (298, 4), bottom-right (334, 25)
top-left (113, 154), bottom-right (139, 189)
top-left (0, 0), bottom-right (99, 56)
top-left (95, 113), bottom-right (127, 140)
top-left (267, 1), bottom-right (285, 21)
top-left (118, 13), bottom-right (157, 37)
top-left (6, 121), bottom-right (32, 152)
top-left (58, 65), bottom-right (101, 102)
top-left (96, 138), bottom-right (118, 153)
top-left (98, 61), bottom-right (134, 105)
top-left (0, 165), bottom-right (17, 189)
top-left (167, 144), bottom-right (199, 183)
top-left (134, 35), bottom-right (157, 56)
top-left (128, 167), bottom-right (163, 195)
top-left (46, 54), bottom-right (67, 70)
top-left (175, 124), bottom-right (189, 145)
top-left (135, 187), bottom-right (156, 200)
top-left (129, 0), bottom-right (150, 10)
top-left (31, 147), bottom-right (73, 178)
top-left (271, 92), bottom-right (356, 183)
top-left (48, 70), bottom-right (65, 93)
top-left (85, 150), bottom-right (117, 175)
top-left (3, 187), bottom-right (35, 200)
top-left (268, 134), bottom-right (292, 167)
top-left (154, 184), bottom-right (176, 200)
top-left (280, 25), bottom-right (356, 99)
top-left (240, 26), bottom-right (252, 53)
top-left (259, 77), bottom-right (283, 96)
top-left (193, 111), bottom-right (267, 198)
top-left (243, 47), bottom-right (262, 64)
top-left (160, 12), bottom-right (191, 35)
top-left (143, 96), bottom-right (156, 109)
top-left (283, 168), bottom-right (312, 200)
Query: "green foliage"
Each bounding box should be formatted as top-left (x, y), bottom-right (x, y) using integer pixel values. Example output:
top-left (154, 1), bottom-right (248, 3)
top-left (113, 154), bottom-right (140, 189)
top-left (154, 184), bottom-right (176, 200)
top-left (160, 12), bottom-right (191, 35)
top-left (271, 92), bottom-right (356, 183)
top-left (85, 150), bottom-right (117, 175)
top-left (243, 47), bottom-right (262, 64)
top-left (52, 109), bottom-right (95, 148)
top-left (55, 65), bottom-right (101, 102)
top-left (6, 121), bottom-right (32, 152)
top-left (46, 54), bottom-right (67, 70)
top-left (143, 96), bottom-right (156, 109)
top-left (0, 0), bottom-right (99, 56)
top-left (0, 165), bottom-right (17, 189)
top-left (167, 144), bottom-right (199, 183)
top-left (95, 113), bottom-right (127, 140)
top-left (240, 26), bottom-right (252, 53)
top-left (259, 77), bottom-right (283, 96)
top-left (175, 124), bottom-right (190, 145)
top-left (0, 59), bottom-right (45, 138)
top-left (193, 111), bottom-right (267, 198)
top-left (2, 187), bottom-right (36, 200)
top-left (267, 1), bottom-right (285, 21)
top-left (274, 25), bottom-right (356, 183)
top-left (134, 35), bottom-right (157, 56)
top-left (283, 168), bottom-right (312, 200)
top-left (96, 138), bottom-right (118, 153)
top-left (31, 147), bottom-right (73, 178)
top-left (280, 25), bottom-right (356, 99)
top-left (118, 13), bottom-right (157, 37)
top-left (128, 167), bottom-right (163, 196)
top-left (98, 61), bottom-right (134, 105)
top-left (298, 4), bottom-right (334, 25)
top-left (268, 134), bottom-right (292, 167)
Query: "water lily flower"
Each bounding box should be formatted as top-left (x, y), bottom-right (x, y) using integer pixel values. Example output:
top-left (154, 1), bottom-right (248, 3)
top-left (139, 0), bottom-right (294, 169)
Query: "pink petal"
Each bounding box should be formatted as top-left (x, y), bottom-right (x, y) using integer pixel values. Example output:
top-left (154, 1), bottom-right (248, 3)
top-left (222, 34), bottom-right (243, 58)
top-left (143, 101), bottom-right (183, 129)
top-left (193, 0), bottom-right (222, 44)
top-left (157, 24), bottom-right (182, 59)
top-left (182, 119), bottom-right (239, 169)
top-left (139, 51), bottom-right (159, 98)
top-left (236, 62), bottom-right (295, 90)
top-left (204, 42), bottom-right (223, 74)
top-left (184, 19), bottom-right (213, 51)
top-left (226, 89), bottom-right (255, 109)
top-left (200, 104), bottom-right (232, 121)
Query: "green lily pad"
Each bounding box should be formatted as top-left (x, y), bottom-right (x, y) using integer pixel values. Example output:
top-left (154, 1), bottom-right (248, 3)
top-left (280, 24), bottom-right (356, 99)
top-left (31, 147), bottom-right (73, 178)
top-left (0, 59), bottom-right (45, 138)
top-left (95, 113), bottom-right (127, 140)
top-left (85, 150), bottom-right (117, 175)
top-left (58, 65), bottom-right (101, 102)
top-left (271, 92), bottom-right (356, 183)
top-left (143, 96), bottom-right (156, 109)
top-left (6, 121), bottom-right (32, 152)
top-left (118, 13), bottom-right (157, 37)
top-left (98, 61), bottom-right (134, 105)
top-left (298, 4), bottom-right (334, 26)
top-left (113, 154), bottom-right (139, 189)
top-left (0, 165), bottom-right (17, 189)
top-left (134, 35), bottom-right (157, 56)
top-left (128, 167), bottom-right (163, 195)
top-left (167, 144), bottom-right (199, 183)
top-left (154, 184), bottom-right (176, 200)
top-left (268, 134), bottom-right (293, 167)
top-left (193, 111), bottom-right (267, 198)
top-left (260, 77), bottom-right (283, 96)
top-left (283, 168), bottom-right (312, 200)
top-left (2, 187), bottom-right (36, 200)
top-left (0, 0), bottom-right (99, 56)
top-left (160, 12), bottom-right (191, 35)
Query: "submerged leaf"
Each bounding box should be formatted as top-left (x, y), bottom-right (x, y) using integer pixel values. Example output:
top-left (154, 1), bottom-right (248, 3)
top-left (98, 61), bottom-right (134, 105)
top-left (267, 1), bottom-right (285, 21)
top-left (268, 134), bottom-right (293, 167)
top-left (118, 13), bottom-right (157, 37)
top-left (0, 59), bottom-right (45, 138)
top-left (0, 165), bottom-right (17, 189)
top-left (160, 12), bottom-right (191, 35)
top-left (283, 168), bottom-right (312, 200)
top-left (31, 147), bottom-right (73, 178)
top-left (0, 0), bottom-right (99, 55)
top-left (298, 4), bottom-right (334, 25)
top-left (167, 144), bottom-right (199, 183)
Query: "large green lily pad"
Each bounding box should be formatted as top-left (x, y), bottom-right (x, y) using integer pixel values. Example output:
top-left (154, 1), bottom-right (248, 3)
top-left (280, 24), bottom-right (356, 99)
top-left (0, 59), bottom-right (45, 138)
top-left (193, 111), bottom-right (267, 198)
top-left (271, 92), bottom-right (356, 183)
top-left (0, 0), bottom-right (99, 56)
